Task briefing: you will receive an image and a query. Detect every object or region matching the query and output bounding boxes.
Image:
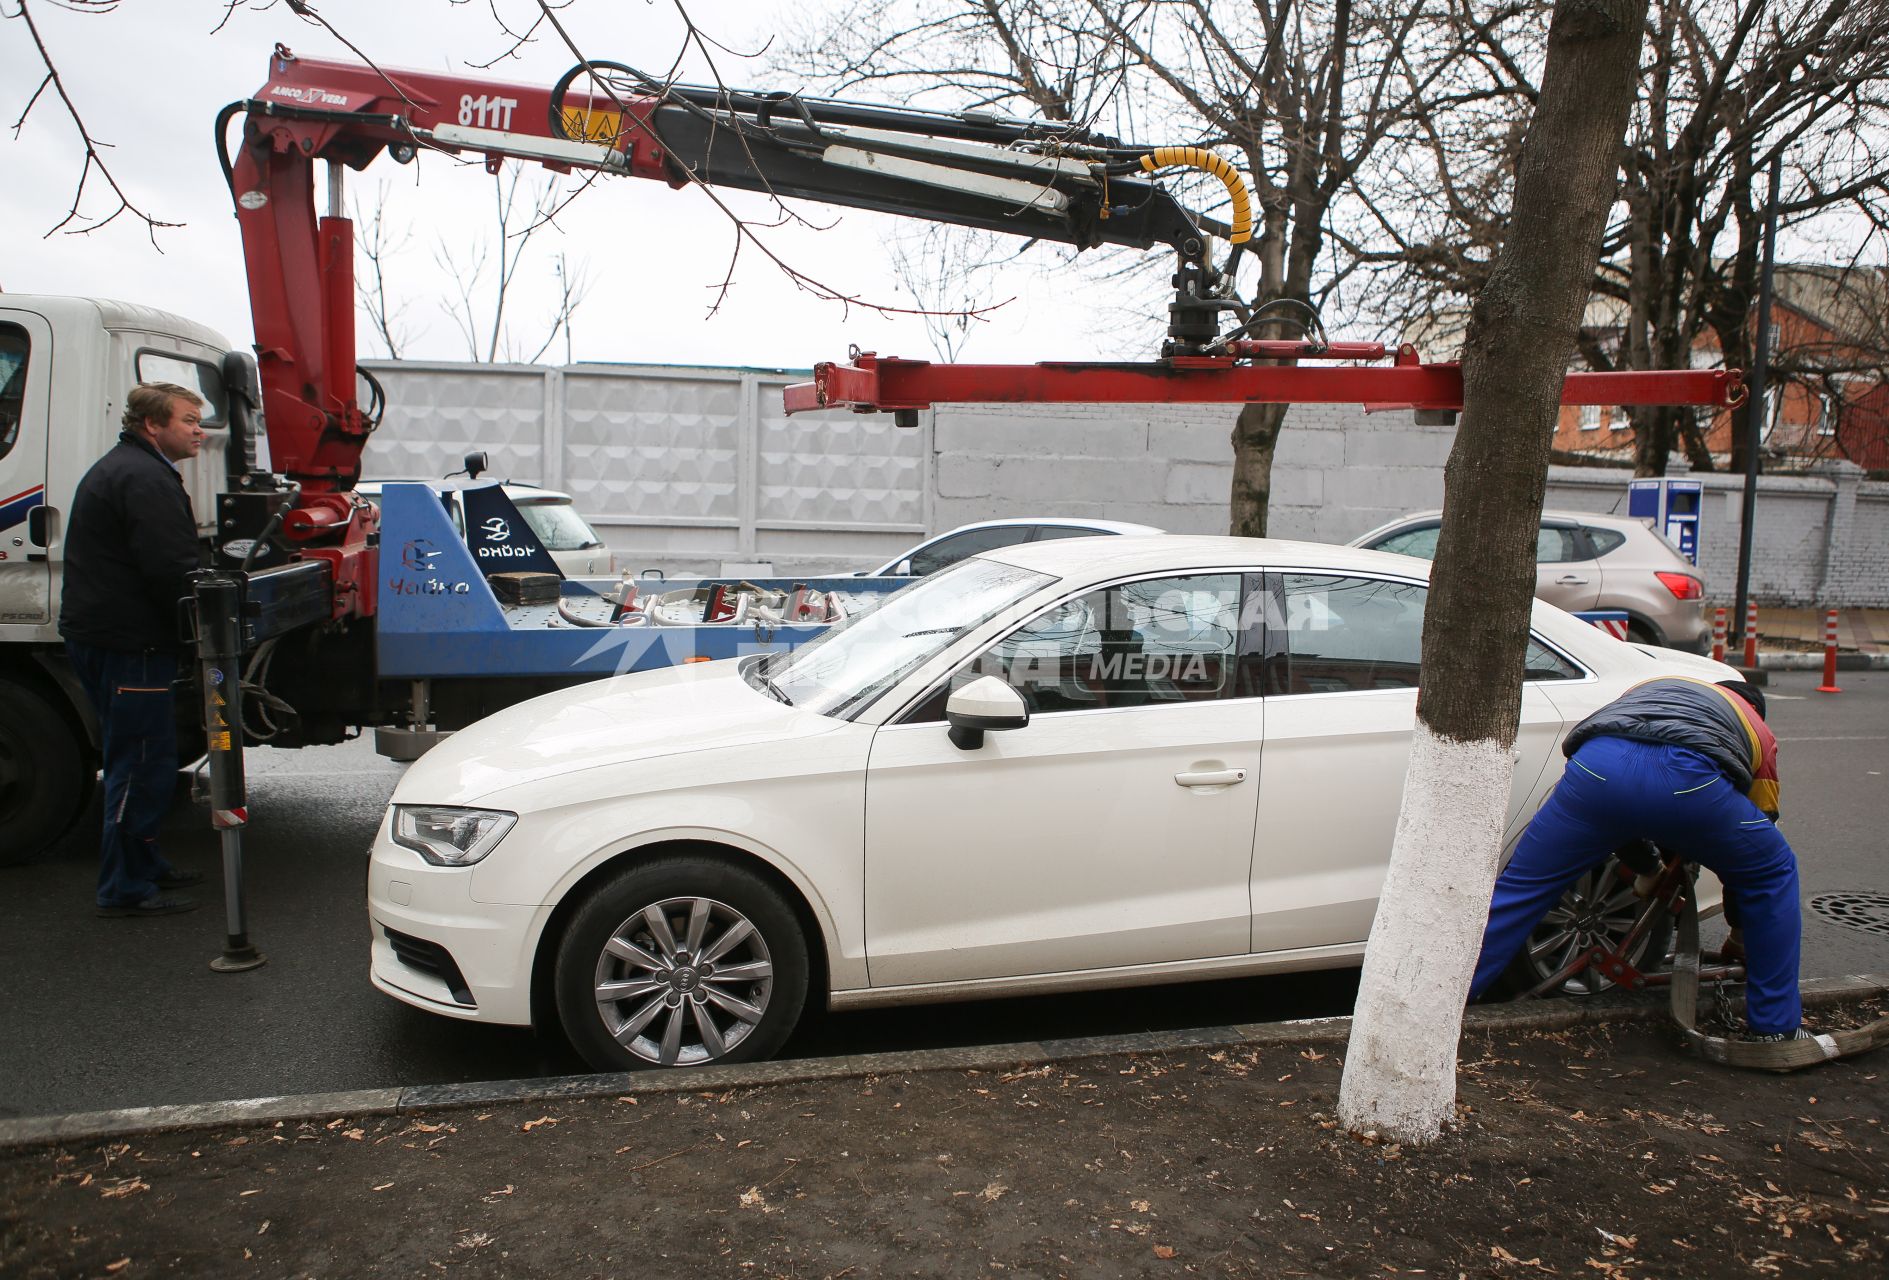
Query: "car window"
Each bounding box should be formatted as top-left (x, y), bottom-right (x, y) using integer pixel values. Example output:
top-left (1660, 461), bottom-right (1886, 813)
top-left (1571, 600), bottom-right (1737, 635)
top-left (1371, 525), bottom-right (1440, 559)
top-left (907, 526), bottom-right (1036, 575)
top-left (0, 324), bottom-right (27, 463)
top-left (1032, 525), bottom-right (1112, 542)
top-left (1536, 526), bottom-right (1585, 563)
top-left (516, 500), bottom-right (603, 551)
top-left (136, 351), bottom-right (228, 428)
top-left (1271, 574), bottom-right (1426, 694)
top-left (1268, 573), bottom-right (1581, 693)
top-left (905, 573), bottom-right (1245, 720)
top-left (1523, 640), bottom-right (1584, 681)
top-left (1584, 527), bottom-right (1627, 557)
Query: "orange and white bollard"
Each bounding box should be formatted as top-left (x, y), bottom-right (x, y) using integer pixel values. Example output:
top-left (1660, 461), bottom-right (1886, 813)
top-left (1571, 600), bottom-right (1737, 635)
top-left (1743, 601), bottom-right (1759, 669)
top-left (1711, 607), bottom-right (1727, 664)
top-left (1817, 608), bottom-right (1843, 694)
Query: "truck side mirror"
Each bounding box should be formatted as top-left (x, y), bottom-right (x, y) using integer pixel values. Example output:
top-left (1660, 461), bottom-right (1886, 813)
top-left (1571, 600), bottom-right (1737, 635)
top-left (895, 557), bottom-right (914, 576)
top-left (945, 676), bottom-right (1029, 751)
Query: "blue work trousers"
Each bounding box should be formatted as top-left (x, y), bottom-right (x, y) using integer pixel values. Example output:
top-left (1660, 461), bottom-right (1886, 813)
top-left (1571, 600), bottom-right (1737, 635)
top-left (1470, 735), bottom-right (1802, 1034)
top-left (66, 642), bottom-right (181, 908)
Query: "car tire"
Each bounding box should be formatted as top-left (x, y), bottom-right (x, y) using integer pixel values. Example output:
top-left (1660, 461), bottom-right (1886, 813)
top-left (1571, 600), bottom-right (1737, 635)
top-left (553, 855), bottom-right (810, 1071)
top-left (1491, 854), bottom-right (1673, 999)
top-left (0, 679), bottom-right (89, 867)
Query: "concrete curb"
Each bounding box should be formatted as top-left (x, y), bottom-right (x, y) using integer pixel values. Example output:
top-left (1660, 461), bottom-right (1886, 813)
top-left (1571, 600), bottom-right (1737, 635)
top-left (3, 974), bottom-right (1883, 1154)
top-left (1755, 652), bottom-right (1889, 671)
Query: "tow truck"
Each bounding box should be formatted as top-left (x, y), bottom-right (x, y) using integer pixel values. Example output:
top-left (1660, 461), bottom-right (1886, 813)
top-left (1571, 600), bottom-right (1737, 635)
top-left (0, 46), bottom-right (1743, 861)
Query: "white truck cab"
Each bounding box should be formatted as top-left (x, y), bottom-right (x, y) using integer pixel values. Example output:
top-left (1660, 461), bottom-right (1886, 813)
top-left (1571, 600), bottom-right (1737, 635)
top-left (0, 295), bottom-right (241, 859)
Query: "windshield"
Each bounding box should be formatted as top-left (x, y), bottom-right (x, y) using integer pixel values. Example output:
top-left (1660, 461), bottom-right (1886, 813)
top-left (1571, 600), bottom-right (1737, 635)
top-left (517, 500), bottom-right (603, 550)
top-left (767, 558), bottom-right (1055, 717)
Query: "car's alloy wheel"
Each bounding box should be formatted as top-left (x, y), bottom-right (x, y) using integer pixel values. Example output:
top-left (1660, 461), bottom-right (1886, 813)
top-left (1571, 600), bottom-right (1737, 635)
top-left (555, 857), bottom-right (809, 1071)
top-left (1500, 854), bottom-right (1673, 997)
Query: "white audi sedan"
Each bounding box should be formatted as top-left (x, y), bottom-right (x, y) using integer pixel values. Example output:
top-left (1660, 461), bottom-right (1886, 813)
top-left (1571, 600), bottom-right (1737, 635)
top-left (368, 536), bottom-right (1740, 1072)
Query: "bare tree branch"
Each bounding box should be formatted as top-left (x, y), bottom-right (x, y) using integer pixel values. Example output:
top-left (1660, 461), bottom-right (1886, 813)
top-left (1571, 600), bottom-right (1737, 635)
top-left (6, 0), bottom-right (184, 244)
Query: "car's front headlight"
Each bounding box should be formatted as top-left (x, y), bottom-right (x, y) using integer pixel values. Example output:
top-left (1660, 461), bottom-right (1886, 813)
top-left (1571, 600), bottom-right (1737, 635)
top-left (391, 806), bottom-right (517, 867)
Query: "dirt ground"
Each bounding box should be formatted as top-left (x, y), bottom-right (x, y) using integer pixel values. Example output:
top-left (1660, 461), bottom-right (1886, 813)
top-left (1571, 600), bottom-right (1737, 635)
top-left (3, 1004), bottom-right (1885, 1279)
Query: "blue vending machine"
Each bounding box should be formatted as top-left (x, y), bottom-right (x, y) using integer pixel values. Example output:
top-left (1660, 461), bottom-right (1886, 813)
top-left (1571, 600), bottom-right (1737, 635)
top-left (1627, 478), bottom-right (1703, 565)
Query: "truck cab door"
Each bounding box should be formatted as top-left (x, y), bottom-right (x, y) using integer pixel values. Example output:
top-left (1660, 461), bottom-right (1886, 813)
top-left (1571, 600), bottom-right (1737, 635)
top-left (0, 311), bottom-right (53, 629)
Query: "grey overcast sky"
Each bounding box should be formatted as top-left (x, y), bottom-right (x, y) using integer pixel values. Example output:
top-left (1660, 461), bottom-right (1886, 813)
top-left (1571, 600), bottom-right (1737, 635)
top-left (1, 0), bottom-right (1158, 369)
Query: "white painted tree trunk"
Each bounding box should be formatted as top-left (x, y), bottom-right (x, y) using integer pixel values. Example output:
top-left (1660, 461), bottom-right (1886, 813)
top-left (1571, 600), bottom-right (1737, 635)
top-left (1338, 722), bottom-right (1518, 1144)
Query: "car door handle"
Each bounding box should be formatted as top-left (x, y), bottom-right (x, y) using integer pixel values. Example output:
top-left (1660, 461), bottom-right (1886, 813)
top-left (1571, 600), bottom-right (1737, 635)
top-left (1175, 768), bottom-right (1247, 788)
top-left (1555, 574), bottom-right (1588, 585)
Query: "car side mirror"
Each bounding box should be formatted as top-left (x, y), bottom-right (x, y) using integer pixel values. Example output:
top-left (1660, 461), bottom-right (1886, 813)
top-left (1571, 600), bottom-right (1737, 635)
top-left (945, 676), bottom-right (1029, 751)
top-left (895, 557), bottom-right (914, 576)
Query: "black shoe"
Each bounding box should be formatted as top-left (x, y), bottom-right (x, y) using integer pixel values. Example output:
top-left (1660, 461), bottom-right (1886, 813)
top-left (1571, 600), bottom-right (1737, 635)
top-left (95, 894), bottom-right (200, 918)
top-left (156, 869), bottom-right (205, 890)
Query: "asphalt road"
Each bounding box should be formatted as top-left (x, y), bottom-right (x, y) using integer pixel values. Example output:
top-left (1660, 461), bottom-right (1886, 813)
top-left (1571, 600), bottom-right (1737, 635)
top-left (3, 669), bottom-right (1883, 1121)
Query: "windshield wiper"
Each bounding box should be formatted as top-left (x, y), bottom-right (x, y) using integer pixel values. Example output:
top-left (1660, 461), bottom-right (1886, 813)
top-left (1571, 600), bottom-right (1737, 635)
top-left (742, 654), bottom-right (793, 704)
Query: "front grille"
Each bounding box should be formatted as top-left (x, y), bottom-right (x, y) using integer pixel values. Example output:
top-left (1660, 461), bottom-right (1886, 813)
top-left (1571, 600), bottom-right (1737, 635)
top-left (385, 928), bottom-right (476, 1006)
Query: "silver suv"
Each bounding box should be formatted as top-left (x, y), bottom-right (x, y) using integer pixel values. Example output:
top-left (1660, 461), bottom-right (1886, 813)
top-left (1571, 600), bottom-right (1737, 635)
top-left (1349, 510), bottom-right (1709, 651)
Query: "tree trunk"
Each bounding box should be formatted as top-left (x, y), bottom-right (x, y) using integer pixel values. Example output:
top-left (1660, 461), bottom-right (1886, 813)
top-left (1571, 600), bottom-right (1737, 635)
top-left (1337, 0), bottom-right (1650, 1146)
top-left (1228, 401), bottom-right (1287, 537)
top-left (1630, 405), bottom-right (1672, 476)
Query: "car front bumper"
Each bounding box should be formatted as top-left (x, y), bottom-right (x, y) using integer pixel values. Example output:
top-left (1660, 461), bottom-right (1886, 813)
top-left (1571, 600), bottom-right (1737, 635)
top-left (367, 831), bottom-right (541, 1026)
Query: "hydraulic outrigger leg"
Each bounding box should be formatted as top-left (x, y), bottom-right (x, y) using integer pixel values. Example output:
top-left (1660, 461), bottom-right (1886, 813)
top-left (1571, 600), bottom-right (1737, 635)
top-left (187, 570), bottom-right (267, 974)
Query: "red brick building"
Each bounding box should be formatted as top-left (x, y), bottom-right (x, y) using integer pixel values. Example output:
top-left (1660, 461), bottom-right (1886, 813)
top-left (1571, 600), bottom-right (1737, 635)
top-left (1551, 266), bottom-right (1888, 471)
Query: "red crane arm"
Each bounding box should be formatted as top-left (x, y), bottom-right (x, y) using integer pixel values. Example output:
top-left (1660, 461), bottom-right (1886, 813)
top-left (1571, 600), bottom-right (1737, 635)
top-left (222, 48), bottom-right (1744, 623)
top-left (784, 346), bottom-right (1747, 418)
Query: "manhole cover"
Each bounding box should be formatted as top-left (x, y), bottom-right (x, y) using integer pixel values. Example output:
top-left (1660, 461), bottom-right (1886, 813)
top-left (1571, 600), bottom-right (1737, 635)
top-left (1809, 892), bottom-right (1889, 937)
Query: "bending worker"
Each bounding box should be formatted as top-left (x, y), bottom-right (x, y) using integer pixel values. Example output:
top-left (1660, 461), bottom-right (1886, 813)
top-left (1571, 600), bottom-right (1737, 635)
top-left (1470, 676), bottom-right (1807, 1042)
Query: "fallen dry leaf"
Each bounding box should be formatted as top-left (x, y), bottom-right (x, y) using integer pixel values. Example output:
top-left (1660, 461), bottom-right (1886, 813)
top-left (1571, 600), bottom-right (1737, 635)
top-left (981, 1182), bottom-right (1009, 1202)
top-left (99, 1177), bottom-right (149, 1200)
top-left (1153, 1245), bottom-right (1177, 1260)
top-left (1490, 1244), bottom-right (1546, 1268)
top-left (520, 1116), bottom-right (557, 1132)
top-left (105, 1261), bottom-right (130, 1274)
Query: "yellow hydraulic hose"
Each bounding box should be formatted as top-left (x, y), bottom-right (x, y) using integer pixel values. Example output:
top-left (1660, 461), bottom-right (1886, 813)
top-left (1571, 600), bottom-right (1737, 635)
top-left (1138, 147), bottom-right (1253, 244)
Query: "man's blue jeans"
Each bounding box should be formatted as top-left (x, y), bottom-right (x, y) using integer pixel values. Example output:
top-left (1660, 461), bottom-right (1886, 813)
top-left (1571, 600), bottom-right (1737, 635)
top-left (65, 642), bottom-right (181, 908)
top-left (1469, 735), bottom-right (1802, 1035)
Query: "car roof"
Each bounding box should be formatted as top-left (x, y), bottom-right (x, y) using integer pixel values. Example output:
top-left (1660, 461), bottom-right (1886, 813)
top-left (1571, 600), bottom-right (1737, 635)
top-left (935, 517), bottom-right (1165, 535)
top-left (1351, 507), bottom-right (1652, 544)
top-left (981, 533), bottom-right (1437, 580)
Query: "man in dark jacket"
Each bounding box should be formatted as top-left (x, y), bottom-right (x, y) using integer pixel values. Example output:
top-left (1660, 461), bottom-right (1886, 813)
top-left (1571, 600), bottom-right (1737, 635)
top-left (1469, 677), bottom-right (1804, 1040)
top-left (60, 382), bottom-right (208, 917)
